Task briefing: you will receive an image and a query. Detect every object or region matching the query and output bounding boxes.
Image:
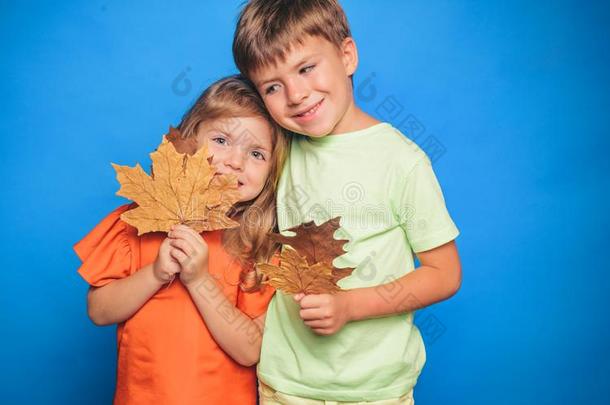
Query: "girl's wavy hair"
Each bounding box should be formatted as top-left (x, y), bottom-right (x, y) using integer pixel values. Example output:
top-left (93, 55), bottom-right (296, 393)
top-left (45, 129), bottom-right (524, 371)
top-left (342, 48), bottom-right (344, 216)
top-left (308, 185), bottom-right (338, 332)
top-left (172, 75), bottom-right (289, 292)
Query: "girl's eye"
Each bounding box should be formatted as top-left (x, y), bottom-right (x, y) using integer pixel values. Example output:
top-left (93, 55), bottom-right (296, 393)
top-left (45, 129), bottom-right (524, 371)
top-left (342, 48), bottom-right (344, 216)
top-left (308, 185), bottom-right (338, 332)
top-left (265, 84), bottom-right (280, 95)
top-left (301, 64), bottom-right (315, 74)
top-left (251, 150), bottom-right (265, 160)
top-left (212, 137), bottom-right (227, 145)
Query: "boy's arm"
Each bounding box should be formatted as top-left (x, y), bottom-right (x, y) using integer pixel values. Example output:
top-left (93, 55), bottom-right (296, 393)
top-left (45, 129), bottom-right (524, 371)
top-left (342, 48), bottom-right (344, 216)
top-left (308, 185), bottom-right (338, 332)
top-left (296, 240), bottom-right (461, 335)
top-left (185, 274), bottom-right (266, 367)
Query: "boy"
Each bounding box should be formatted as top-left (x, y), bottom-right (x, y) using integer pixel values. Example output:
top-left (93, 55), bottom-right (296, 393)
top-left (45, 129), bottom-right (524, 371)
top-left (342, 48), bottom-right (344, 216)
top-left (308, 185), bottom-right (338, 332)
top-left (233, 1), bottom-right (461, 403)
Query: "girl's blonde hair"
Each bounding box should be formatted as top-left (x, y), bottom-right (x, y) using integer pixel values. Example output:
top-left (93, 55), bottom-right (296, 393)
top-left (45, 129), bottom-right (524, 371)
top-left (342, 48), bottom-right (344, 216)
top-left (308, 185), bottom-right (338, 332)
top-left (171, 75), bottom-right (289, 292)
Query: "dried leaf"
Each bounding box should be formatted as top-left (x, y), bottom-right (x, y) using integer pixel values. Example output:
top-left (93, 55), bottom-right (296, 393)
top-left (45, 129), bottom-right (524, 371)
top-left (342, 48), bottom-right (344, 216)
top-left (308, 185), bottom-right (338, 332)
top-left (112, 131), bottom-right (240, 235)
top-left (166, 126), bottom-right (198, 155)
top-left (269, 217), bottom-right (354, 285)
top-left (256, 217), bottom-right (355, 294)
top-left (257, 247), bottom-right (339, 294)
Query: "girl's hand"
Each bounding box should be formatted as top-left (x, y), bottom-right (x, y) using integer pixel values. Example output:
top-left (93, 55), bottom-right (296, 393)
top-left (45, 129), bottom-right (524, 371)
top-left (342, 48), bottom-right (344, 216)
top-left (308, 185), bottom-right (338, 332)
top-left (293, 291), bottom-right (353, 336)
top-left (168, 224), bottom-right (209, 287)
top-left (153, 237), bottom-right (182, 284)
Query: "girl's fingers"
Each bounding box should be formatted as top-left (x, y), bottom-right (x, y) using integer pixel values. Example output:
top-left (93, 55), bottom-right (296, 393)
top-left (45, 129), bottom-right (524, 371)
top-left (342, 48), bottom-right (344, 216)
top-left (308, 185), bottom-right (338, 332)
top-left (169, 248), bottom-right (189, 264)
top-left (175, 224), bottom-right (204, 240)
top-left (169, 227), bottom-right (205, 250)
top-left (168, 228), bottom-right (196, 243)
top-left (169, 238), bottom-right (195, 256)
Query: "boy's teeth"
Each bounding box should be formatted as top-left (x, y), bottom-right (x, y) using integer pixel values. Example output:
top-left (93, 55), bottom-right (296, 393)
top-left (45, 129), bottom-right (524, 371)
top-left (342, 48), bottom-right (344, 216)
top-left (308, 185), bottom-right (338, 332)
top-left (298, 101), bottom-right (320, 117)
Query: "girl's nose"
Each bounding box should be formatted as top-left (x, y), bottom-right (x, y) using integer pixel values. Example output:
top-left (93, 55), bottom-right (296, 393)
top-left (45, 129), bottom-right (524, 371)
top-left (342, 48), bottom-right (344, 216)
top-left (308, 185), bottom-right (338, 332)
top-left (223, 149), bottom-right (245, 171)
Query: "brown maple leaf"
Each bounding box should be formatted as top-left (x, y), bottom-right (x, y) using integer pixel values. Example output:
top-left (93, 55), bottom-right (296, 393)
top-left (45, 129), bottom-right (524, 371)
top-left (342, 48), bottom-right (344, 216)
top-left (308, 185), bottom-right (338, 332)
top-left (111, 132), bottom-right (241, 235)
top-left (269, 217), bottom-right (354, 285)
top-left (257, 247), bottom-right (340, 294)
top-left (166, 125), bottom-right (198, 155)
top-left (256, 217), bottom-right (354, 294)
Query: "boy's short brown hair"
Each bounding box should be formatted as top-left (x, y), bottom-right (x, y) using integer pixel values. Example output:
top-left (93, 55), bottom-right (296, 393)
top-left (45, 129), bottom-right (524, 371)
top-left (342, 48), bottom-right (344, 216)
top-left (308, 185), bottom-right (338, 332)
top-left (233, 0), bottom-right (351, 77)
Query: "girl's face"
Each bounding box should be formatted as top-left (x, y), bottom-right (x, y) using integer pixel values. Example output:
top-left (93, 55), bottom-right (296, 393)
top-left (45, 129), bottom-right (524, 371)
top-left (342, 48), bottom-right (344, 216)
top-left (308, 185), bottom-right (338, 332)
top-left (196, 116), bottom-right (274, 203)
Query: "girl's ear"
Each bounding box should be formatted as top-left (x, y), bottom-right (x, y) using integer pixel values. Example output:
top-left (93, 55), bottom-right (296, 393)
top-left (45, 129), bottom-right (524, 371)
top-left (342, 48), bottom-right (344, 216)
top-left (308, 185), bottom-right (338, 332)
top-left (340, 37), bottom-right (358, 77)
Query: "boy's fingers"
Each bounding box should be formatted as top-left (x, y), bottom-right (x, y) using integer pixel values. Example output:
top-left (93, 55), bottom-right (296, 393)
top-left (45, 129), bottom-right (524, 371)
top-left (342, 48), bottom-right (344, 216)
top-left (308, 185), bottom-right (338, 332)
top-left (304, 319), bottom-right (330, 328)
top-left (299, 308), bottom-right (326, 321)
top-left (299, 294), bottom-right (325, 309)
top-left (312, 328), bottom-right (333, 336)
top-left (293, 293), bottom-right (305, 302)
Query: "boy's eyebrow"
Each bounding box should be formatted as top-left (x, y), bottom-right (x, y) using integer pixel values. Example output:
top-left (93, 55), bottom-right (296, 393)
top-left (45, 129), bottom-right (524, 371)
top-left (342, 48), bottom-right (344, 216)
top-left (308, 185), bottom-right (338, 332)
top-left (256, 54), bottom-right (318, 87)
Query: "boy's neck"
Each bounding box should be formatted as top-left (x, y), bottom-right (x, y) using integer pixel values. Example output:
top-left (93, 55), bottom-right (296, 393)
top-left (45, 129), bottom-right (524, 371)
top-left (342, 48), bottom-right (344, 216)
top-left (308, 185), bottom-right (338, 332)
top-left (328, 100), bottom-right (381, 136)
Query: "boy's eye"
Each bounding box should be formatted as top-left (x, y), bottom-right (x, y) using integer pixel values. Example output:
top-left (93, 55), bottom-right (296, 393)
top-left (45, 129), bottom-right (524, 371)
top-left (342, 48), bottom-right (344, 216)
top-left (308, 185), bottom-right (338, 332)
top-left (300, 64), bottom-right (315, 74)
top-left (265, 84), bottom-right (280, 95)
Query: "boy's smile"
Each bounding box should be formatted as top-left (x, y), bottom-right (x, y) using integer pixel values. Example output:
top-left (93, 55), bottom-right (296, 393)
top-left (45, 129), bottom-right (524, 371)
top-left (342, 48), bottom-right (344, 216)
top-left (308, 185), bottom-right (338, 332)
top-left (251, 35), bottom-right (360, 137)
top-left (292, 98), bottom-right (324, 124)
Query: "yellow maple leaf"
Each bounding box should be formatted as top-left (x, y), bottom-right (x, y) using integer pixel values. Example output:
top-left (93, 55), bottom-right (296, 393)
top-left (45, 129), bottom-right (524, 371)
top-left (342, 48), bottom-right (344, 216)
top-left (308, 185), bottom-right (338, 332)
top-left (111, 134), bottom-right (240, 235)
top-left (256, 247), bottom-right (340, 295)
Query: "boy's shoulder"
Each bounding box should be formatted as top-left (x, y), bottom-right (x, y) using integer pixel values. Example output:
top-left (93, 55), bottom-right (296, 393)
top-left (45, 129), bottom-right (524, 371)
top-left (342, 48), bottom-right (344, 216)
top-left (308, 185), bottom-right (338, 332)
top-left (291, 122), bottom-right (430, 174)
top-left (355, 122), bottom-right (430, 171)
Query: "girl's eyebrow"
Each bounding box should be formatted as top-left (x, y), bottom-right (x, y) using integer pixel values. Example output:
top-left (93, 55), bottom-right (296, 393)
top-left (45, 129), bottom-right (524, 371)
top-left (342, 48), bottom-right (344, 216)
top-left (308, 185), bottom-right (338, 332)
top-left (224, 131), bottom-right (270, 152)
top-left (245, 141), bottom-right (270, 152)
top-left (253, 144), bottom-right (270, 152)
top-left (209, 126), bottom-right (232, 137)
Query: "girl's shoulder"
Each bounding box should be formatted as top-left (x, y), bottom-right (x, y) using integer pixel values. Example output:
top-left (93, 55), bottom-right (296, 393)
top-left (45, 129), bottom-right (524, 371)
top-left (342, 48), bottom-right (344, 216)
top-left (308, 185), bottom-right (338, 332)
top-left (74, 203), bottom-right (139, 287)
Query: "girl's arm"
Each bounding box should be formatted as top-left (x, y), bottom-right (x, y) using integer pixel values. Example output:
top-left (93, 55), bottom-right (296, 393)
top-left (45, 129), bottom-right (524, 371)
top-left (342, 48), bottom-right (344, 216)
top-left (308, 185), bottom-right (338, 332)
top-left (87, 239), bottom-right (180, 326)
top-left (168, 224), bottom-right (266, 367)
top-left (185, 273), bottom-right (266, 367)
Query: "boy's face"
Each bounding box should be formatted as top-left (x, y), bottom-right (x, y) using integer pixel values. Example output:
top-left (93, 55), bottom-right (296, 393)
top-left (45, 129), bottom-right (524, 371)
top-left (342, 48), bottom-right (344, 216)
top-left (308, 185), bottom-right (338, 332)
top-left (195, 116), bottom-right (274, 203)
top-left (250, 35), bottom-right (358, 137)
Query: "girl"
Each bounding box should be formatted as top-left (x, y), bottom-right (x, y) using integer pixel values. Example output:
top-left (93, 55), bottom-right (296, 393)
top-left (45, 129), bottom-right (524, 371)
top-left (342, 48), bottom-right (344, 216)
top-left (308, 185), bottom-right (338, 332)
top-left (74, 75), bottom-right (289, 404)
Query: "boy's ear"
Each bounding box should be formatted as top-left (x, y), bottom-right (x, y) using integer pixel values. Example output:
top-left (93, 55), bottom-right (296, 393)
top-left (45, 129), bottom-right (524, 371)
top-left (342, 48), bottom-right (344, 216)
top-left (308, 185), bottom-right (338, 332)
top-left (340, 37), bottom-right (358, 77)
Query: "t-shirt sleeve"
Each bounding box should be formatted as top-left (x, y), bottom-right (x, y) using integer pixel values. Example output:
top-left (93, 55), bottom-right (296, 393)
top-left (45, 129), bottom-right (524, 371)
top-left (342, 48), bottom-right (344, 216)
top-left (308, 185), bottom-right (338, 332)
top-left (391, 156), bottom-right (460, 253)
top-left (235, 255), bottom-right (278, 319)
top-left (73, 204), bottom-right (135, 287)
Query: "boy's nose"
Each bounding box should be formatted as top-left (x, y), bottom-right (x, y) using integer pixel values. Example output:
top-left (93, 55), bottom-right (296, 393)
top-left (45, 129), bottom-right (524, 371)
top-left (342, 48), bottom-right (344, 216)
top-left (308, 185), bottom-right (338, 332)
top-left (286, 79), bottom-right (309, 105)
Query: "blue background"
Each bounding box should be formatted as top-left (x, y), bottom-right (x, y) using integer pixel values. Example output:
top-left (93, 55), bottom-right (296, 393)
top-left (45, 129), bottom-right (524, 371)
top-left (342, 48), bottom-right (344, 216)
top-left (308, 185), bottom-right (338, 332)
top-left (2, 1), bottom-right (609, 403)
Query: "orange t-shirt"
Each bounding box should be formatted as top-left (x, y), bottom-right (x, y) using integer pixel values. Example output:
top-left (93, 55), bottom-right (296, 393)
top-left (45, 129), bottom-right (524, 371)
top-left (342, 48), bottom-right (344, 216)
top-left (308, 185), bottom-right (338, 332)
top-left (74, 204), bottom-right (275, 405)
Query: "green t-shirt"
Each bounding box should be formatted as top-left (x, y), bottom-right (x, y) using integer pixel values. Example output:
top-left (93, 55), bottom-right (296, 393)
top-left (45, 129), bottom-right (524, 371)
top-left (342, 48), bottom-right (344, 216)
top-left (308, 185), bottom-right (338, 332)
top-left (258, 123), bottom-right (459, 401)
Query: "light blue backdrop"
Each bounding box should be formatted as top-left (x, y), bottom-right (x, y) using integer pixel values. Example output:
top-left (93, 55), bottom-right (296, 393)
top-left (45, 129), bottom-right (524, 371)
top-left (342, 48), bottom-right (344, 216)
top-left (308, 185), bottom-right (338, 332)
top-left (1, 1), bottom-right (608, 404)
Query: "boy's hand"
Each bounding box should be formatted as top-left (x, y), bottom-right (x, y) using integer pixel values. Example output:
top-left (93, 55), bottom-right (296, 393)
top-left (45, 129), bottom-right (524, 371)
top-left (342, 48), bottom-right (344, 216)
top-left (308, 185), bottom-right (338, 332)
top-left (294, 292), bottom-right (353, 336)
top-left (153, 237), bottom-right (182, 284)
top-left (167, 224), bottom-right (209, 287)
